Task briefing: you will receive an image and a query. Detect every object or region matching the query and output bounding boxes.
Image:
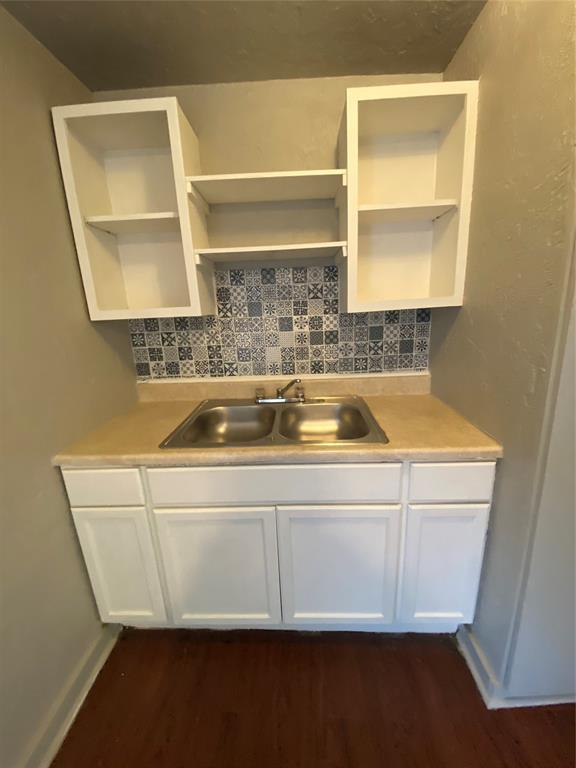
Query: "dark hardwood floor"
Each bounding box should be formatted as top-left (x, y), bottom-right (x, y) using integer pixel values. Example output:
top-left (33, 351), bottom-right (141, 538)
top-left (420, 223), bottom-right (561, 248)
top-left (51, 630), bottom-right (575, 768)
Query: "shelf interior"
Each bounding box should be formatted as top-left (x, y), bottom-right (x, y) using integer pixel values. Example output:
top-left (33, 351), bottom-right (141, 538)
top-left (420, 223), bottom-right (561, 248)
top-left (357, 93), bottom-right (466, 207)
top-left (85, 212), bottom-right (179, 235)
top-left (188, 169), bottom-right (346, 205)
top-left (356, 210), bottom-right (459, 304)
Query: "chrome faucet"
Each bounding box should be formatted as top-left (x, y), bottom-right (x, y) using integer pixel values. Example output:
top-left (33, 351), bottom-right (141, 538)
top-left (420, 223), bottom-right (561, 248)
top-left (255, 378), bottom-right (305, 405)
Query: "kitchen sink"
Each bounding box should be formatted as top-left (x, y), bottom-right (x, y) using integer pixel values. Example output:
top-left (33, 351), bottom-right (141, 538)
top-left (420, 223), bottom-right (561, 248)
top-left (278, 402), bottom-right (371, 442)
top-left (160, 397), bottom-right (388, 448)
top-left (160, 404), bottom-right (275, 447)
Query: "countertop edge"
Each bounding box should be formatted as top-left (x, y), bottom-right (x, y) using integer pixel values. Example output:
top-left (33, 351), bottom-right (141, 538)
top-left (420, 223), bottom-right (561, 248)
top-left (53, 446), bottom-right (503, 468)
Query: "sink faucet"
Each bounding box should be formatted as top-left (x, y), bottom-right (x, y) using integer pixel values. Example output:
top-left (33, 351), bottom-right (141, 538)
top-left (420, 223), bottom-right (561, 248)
top-left (255, 379), bottom-right (305, 405)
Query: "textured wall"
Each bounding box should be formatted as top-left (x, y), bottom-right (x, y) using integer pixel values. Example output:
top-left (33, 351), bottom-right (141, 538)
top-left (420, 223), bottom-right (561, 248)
top-left (0, 9), bottom-right (137, 767)
top-left (430, 0), bottom-right (575, 683)
top-left (506, 299), bottom-right (575, 698)
top-left (96, 73), bottom-right (441, 173)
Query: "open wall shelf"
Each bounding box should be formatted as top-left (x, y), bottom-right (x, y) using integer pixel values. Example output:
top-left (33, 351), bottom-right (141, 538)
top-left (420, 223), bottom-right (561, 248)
top-left (195, 240), bottom-right (347, 264)
top-left (54, 82), bottom-right (478, 320)
top-left (187, 169), bottom-right (346, 205)
top-left (357, 200), bottom-right (457, 223)
top-left (52, 99), bottom-right (216, 319)
top-left (85, 212), bottom-right (180, 235)
top-left (342, 81), bottom-right (478, 311)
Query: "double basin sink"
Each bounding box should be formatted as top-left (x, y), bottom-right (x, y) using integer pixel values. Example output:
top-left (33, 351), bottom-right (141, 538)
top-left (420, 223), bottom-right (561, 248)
top-left (160, 396), bottom-right (388, 448)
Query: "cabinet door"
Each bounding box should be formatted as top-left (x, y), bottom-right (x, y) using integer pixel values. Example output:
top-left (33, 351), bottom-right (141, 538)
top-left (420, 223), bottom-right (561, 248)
top-left (277, 505), bottom-right (401, 625)
top-left (400, 504), bottom-right (489, 624)
top-left (154, 507), bottom-right (281, 625)
top-left (71, 507), bottom-right (166, 625)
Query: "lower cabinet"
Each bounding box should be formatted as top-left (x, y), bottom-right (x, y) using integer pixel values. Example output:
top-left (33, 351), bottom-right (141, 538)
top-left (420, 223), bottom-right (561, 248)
top-left (154, 506), bottom-right (281, 625)
top-left (71, 506), bottom-right (166, 624)
top-left (65, 461), bottom-right (495, 630)
top-left (277, 505), bottom-right (401, 624)
top-left (399, 503), bottom-right (490, 624)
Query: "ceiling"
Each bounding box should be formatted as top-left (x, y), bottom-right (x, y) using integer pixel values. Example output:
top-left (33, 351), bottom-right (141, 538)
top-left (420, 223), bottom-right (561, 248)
top-left (3, 1), bottom-right (485, 91)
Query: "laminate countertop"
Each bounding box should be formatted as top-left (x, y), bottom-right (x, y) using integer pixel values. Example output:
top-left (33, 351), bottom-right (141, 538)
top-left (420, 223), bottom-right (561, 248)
top-left (53, 394), bottom-right (502, 467)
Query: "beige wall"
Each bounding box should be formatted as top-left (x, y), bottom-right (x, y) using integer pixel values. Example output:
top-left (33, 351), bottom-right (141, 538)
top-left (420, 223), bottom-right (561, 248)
top-left (96, 73), bottom-right (441, 173)
top-left (0, 9), bottom-right (137, 767)
top-left (430, 0), bottom-right (575, 683)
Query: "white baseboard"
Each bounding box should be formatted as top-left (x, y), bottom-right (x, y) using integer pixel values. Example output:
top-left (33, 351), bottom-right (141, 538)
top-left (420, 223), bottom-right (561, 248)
top-left (456, 625), bottom-right (500, 708)
top-left (457, 626), bottom-right (575, 710)
top-left (20, 624), bottom-right (120, 768)
top-left (487, 693), bottom-right (576, 710)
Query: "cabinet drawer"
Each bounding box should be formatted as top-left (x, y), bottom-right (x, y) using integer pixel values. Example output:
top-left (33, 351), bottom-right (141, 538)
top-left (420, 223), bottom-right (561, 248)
top-left (62, 468), bottom-right (144, 507)
top-left (409, 462), bottom-right (496, 502)
top-left (148, 464), bottom-right (402, 506)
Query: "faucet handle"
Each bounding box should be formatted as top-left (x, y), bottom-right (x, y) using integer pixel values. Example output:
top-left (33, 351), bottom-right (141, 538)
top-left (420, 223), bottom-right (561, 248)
top-left (255, 387), bottom-right (265, 403)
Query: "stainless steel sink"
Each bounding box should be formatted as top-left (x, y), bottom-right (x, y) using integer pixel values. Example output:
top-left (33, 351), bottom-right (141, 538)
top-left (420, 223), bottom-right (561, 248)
top-left (160, 403), bottom-right (275, 447)
top-left (278, 402), bottom-right (371, 442)
top-left (160, 397), bottom-right (388, 448)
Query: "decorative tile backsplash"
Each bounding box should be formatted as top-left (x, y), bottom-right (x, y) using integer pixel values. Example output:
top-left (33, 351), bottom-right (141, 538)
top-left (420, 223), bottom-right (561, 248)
top-left (129, 265), bottom-right (431, 378)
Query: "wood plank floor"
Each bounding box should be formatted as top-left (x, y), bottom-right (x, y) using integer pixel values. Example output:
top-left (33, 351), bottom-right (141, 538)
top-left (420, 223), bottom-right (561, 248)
top-left (51, 630), bottom-right (575, 768)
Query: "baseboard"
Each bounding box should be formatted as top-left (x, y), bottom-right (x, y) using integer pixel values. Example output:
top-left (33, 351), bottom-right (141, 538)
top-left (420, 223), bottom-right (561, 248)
top-left (456, 625), bottom-right (500, 708)
top-left (487, 693), bottom-right (576, 710)
top-left (457, 626), bottom-right (575, 710)
top-left (20, 624), bottom-right (120, 768)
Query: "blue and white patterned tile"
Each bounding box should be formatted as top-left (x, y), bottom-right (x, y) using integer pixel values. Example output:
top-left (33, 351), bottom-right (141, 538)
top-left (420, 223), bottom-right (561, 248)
top-left (129, 265), bottom-right (431, 379)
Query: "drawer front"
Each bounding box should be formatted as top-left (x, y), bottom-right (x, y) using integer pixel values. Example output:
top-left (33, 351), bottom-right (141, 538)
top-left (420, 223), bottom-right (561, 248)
top-left (62, 468), bottom-right (144, 507)
top-left (409, 462), bottom-right (496, 503)
top-left (148, 464), bottom-right (402, 506)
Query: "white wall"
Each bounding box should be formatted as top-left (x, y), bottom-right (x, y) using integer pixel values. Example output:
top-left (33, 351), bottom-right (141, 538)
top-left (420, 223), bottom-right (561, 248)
top-left (0, 9), bottom-right (137, 767)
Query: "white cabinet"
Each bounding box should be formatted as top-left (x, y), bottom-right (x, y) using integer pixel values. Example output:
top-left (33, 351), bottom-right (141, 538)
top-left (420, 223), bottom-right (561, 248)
top-left (71, 507), bottom-right (166, 625)
top-left (154, 506), bottom-right (281, 625)
top-left (400, 503), bottom-right (489, 624)
top-left (63, 460), bottom-right (495, 631)
top-left (277, 504), bottom-right (401, 624)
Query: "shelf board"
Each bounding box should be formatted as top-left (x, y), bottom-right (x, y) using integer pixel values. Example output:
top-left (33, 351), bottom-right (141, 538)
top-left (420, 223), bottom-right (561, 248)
top-left (85, 212), bottom-right (179, 235)
top-left (194, 241), bottom-right (347, 264)
top-left (358, 200), bottom-right (458, 223)
top-left (187, 170), bottom-right (346, 205)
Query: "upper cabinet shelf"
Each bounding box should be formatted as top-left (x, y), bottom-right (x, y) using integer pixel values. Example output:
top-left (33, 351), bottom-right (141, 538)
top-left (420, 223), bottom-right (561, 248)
top-left (195, 240), bottom-right (347, 264)
top-left (85, 212), bottom-right (180, 235)
top-left (187, 169), bottom-right (346, 205)
top-left (357, 200), bottom-right (458, 223)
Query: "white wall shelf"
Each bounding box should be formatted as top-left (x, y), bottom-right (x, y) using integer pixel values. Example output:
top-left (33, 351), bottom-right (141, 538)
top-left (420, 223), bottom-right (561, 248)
top-left (53, 82), bottom-right (478, 319)
top-left (187, 169), bottom-right (346, 205)
top-left (341, 81), bottom-right (478, 312)
top-left (85, 212), bottom-right (180, 235)
top-left (194, 240), bottom-right (347, 264)
top-left (358, 200), bottom-right (458, 223)
top-left (52, 98), bottom-right (216, 320)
